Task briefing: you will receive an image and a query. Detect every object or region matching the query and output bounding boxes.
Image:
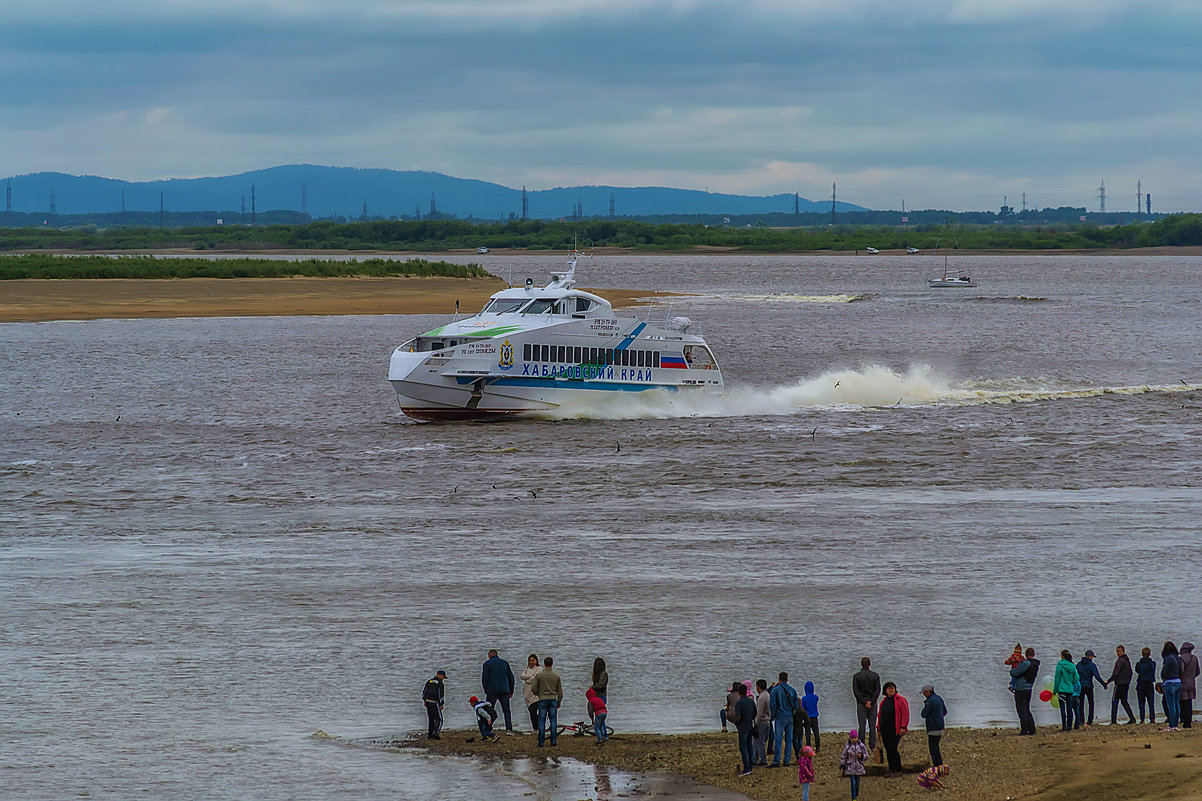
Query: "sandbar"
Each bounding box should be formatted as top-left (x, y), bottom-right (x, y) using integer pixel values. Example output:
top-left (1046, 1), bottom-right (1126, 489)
top-left (0, 277), bottom-right (663, 323)
top-left (406, 725), bottom-right (1200, 801)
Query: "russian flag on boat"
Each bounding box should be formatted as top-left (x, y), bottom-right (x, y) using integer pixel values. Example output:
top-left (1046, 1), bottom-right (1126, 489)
top-left (660, 354), bottom-right (688, 369)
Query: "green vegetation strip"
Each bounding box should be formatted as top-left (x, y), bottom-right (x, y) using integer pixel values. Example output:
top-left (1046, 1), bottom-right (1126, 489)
top-left (1, 213), bottom-right (1201, 253)
top-left (0, 254), bottom-right (491, 280)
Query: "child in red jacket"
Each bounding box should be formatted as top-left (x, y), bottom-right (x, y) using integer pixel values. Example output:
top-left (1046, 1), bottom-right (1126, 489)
top-left (586, 688), bottom-right (608, 744)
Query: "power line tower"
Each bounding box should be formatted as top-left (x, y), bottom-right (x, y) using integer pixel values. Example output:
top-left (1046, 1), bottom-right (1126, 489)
top-left (241, 194), bottom-right (246, 215)
top-left (301, 180), bottom-right (308, 221)
top-left (609, 191), bottom-right (615, 219)
top-left (429, 192), bottom-right (437, 217)
top-left (361, 198), bottom-right (368, 221)
top-left (160, 191), bottom-right (165, 228)
top-left (414, 203), bottom-right (421, 221)
top-left (1097, 179), bottom-right (1106, 213)
top-left (830, 182), bottom-right (837, 226)
top-left (794, 192), bottom-right (800, 225)
top-left (521, 186), bottom-right (528, 221)
top-left (251, 185), bottom-right (257, 224)
top-left (1021, 192), bottom-right (1027, 212)
top-left (1136, 180), bottom-right (1142, 217)
top-left (49, 187), bottom-right (56, 216)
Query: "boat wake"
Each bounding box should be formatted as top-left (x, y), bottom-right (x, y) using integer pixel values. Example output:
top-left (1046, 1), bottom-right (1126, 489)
top-left (539, 365), bottom-right (1200, 420)
top-left (687, 292), bottom-right (875, 304)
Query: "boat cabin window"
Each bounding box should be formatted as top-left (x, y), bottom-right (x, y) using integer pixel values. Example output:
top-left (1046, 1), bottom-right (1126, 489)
top-left (523, 299), bottom-right (561, 315)
top-left (481, 298), bottom-right (526, 314)
top-left (575, 298), bottom-right (592, 313)
top-left (683, 345), bottom-right (716, 369)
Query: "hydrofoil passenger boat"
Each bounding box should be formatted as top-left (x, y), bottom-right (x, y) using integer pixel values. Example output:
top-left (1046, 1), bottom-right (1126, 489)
top-left (388, 253), bottom-right (723, 420)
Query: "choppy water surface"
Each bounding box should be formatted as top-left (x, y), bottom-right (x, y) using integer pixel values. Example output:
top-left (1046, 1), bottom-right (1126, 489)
top-left (3, 253), bottom-right (1201, 800)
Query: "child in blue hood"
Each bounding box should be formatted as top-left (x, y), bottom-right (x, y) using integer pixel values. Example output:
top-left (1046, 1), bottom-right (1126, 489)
top-left (800, 680), bottom-right (821, 751)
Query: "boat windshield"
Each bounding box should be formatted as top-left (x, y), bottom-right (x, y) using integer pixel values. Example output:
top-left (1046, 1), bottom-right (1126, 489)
top-left (481, 298), bottom-right (527, 314)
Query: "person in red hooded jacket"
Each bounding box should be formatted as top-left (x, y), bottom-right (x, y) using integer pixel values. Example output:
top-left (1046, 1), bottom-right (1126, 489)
top-left (876, 682), bottom-right (910, 776)
top-left (586, 688), bottom-right (608, 744)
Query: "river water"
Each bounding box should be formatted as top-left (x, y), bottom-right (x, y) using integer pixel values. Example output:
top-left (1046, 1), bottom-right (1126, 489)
top-left (2, 253), bottom-right (1200, 799)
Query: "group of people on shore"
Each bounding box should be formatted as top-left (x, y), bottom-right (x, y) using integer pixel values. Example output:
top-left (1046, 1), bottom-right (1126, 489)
top-left (421, 650), bottom-right (610, 746)
top-left (721, 657), bottom-right (948, 799)
top-left (1007, 641), bottom-right (1198, 733)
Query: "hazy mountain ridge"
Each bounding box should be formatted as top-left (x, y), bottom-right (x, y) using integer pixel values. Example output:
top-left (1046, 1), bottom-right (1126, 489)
top-left (0, 165), bottom-right (866, 219)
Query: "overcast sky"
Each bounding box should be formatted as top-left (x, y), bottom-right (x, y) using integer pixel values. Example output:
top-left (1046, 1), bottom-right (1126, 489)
top-left (2, 0), bottom-right (1199, 211)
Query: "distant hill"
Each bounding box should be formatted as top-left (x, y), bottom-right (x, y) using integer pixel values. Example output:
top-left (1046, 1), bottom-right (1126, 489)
top-left (0, 165), bottom-right (865, 220)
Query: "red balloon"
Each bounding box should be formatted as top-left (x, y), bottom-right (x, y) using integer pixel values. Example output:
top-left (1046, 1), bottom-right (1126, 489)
top-left (1039, 690), bottom-right (1053, 703)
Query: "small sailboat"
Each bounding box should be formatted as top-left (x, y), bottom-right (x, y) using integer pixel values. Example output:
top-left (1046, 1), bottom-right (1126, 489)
top-left (926, 224), bottom-right (977, 288)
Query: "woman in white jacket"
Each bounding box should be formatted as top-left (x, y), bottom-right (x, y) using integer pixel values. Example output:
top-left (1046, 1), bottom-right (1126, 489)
top-left (519, 653), bottom-right (543, 731)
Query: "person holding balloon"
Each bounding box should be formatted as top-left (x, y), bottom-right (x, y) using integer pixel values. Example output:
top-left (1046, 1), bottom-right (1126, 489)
top-left (1053, 650), bottom-right (1080, 731)
top-left (1010, 647), bottom-right (1040, 735)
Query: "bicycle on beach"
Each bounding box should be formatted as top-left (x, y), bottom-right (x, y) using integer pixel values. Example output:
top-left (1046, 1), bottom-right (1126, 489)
top-left (556, 719), bottom-right (615, 738)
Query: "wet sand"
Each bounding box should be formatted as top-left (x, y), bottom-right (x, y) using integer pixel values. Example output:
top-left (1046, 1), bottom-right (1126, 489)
top-left (0, 277), bottom-right (663, 323)
top-left (408, 725), bottom-right (1200, 801)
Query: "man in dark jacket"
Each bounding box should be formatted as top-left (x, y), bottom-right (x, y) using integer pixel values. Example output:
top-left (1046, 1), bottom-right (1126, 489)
top-left (422, 669), bottom-right (447, 739)
top-left (482, 649), bottom-right (516, 734)
top-left (1009, 648), bottom-right (1039, 735)
top-left (1107, 645), bottom-right (1135, 725)
top-left (852, 657), bottom-right (881, 750)
top-left (920, 685), bottom-right (948, 766)
top-left (1076, 650), bottom-right (1106, 726)
top-left (1135, 647), bottom-right (1157, 724)
top-left (732, 682), bottom-right (757, 776)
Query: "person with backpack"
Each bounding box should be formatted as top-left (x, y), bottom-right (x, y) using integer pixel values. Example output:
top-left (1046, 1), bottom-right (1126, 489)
top-left (422, 669), bottom-right (447, 739)
top-left (1009, 647), bottom-right (1040, 735)
top-left (769, 672), bottom-right (800, 767)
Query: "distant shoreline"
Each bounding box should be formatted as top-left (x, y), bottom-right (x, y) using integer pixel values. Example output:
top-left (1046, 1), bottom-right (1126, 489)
top-left (0, 276), bottom-right (665, 323)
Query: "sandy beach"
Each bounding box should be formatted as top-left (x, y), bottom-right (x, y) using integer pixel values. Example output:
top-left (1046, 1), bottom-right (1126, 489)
top-left (0, 276), bottom-right (662, 323)
top-left (406, 725), bottom-right (1200, 801)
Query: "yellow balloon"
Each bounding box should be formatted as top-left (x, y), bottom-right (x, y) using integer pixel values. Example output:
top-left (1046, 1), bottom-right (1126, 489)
top-left (1050, 694), bottom-right (1060, 708)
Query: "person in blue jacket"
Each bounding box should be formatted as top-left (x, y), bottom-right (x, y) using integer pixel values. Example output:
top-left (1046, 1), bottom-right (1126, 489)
top-left (481, 649), bottom-right (516, 734)
top-left (920, 684), bottom-right (948, 766)
top-left (800, 680), bottom-right (821, 752)
top-left (769, 671), bottom-right (800, 767)
top-left (1076, 650), bottom-right (1107, 726)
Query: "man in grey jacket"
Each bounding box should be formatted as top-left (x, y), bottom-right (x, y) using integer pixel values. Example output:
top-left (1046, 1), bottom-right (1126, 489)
top-left (852, 657), bottom-right (881, 751)
top-left (752, 679), bottom-right (772, 765)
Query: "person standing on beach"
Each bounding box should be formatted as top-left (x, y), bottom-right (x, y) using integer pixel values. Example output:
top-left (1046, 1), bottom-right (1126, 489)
top-left (920, 684), bottom-right (947, 766)
top-left (1075, 650), bottom-right (1105, 726)
top-left (800, 680), bottom-right (821, 752)
top-left (422, 669), bottom-right (447, 739)
top-left (520, 654), bottom-right (542, 731)
top-left (1160, 642), bottom-right (1183, 730)
top-left (733, 682), bottom-right (757, 776)
top-left (721, 681), bottom-right (742, 732)
top-left (876, 682), bottom-right (909, 776)
top-left (770, 671), bottom-right (800, 767)
top-left (591, 658), bottom-right (608, 704)
top-left (1180, 642), bottom-right (1198, 729)
top-left (1135, 647), bottom-right (1158, 724)
top-left (1053, 650), bottom-right (1079, 731)
top-left (839, 730), bottom-right (869, 801)
top-left (852, 657), bottom-right (881, 751)
top-left (1107, 645), bottom-right (1135, 725)
top-left (532, 656), bottom-right (563, 746)
top-left (753, 679), bottom-right (772, 766)
top-left (481, 649), bottom-right (516, 735)
top-left (1010, 647), bottom-right (1040, 735)
top-left (797, 745), bottom-right (816, 801)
